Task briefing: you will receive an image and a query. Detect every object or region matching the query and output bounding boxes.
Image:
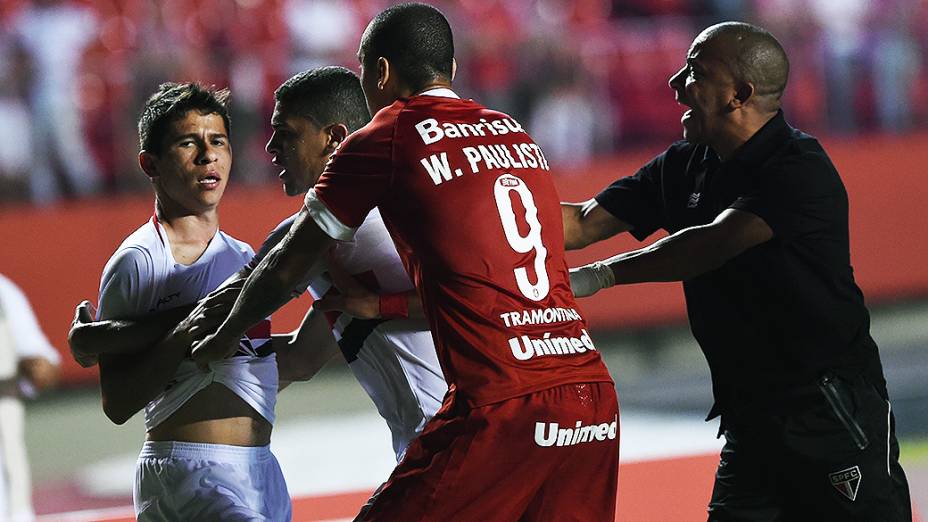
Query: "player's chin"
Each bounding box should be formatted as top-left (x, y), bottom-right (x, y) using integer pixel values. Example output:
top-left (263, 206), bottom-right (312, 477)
top-left (196, 185), bottom-right (226, 206)
top-left (282, 181), bottom-right (303, 197)
top-left (284, 177), bottom-right (314, 197)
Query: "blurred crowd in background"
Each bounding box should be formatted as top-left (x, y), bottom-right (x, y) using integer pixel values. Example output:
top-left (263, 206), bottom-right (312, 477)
top-left (0, 0), bottom-right (925, 205)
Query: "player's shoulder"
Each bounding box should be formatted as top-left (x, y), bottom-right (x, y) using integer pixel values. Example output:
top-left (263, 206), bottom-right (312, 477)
top-left (115, 219), bottom-right (161, 252)
top-left (101, 244), bottom-right (153, 286)
top-left (105, 221), bottom-right (160, 270)
top-left (637, 140), bottom-right (703, 178)
top-left (273, 213), bottom-right (298, 233)
top-left (399, 94), bottom-right (494, 120)
top-left (664, 139), bottom-right (700, 159)
top-left (352, 102), bottom-right (408, 140)
top-left (216, 229), bottom-right (255, 259)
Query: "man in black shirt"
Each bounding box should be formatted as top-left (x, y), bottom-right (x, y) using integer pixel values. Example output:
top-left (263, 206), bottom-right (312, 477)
top-left (564, 22), bottom-right (911, 520)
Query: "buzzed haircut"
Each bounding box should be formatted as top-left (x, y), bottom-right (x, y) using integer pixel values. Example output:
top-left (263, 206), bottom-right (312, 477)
top-left (360, 3), bottom-right (454, 93)
top-left (705, 22), bottom-right (789, 109)
top-left (274, 66), bottom-right (371, 133)
top-left (138, 82), bottom-right (231, 154)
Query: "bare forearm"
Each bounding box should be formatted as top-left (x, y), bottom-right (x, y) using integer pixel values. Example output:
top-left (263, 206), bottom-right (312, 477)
top-left (99, 330), bottom-right (192, 424)
top-left (604, 225), bottom-right (727, 283)
top-left (571, 209), bottom-right (773, 297)
top-left (221, 255), bottom-right (307, 339)
top-left (562, 203), bottom-right (587, 250)
top-left (70, 305), bottom-right (193, 356)
top-left (218, 221), bottom-right (332, 340)
top-left (561, 200), bottom-right (630, 251)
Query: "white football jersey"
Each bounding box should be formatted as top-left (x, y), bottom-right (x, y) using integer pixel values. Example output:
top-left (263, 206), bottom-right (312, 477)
top-left (260, 209), bottom-right (446, 460)
top-left (96, 217), bottom-right (277, 431)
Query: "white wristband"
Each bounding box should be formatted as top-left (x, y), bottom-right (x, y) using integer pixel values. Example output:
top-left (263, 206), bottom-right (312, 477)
top-left (569, 261), bottom-right (615, 298)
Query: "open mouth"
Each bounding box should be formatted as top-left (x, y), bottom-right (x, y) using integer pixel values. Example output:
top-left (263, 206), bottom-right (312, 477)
top-left (272, 158), bottom-right (287, 178)
top-left (197, 173), bottom-right (221, 188)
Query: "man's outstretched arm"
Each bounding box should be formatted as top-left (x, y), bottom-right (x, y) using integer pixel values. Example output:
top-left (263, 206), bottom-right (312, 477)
top-left (561, 199), bottom-right (632, 250)
top-left (68, 301), bottom-right (194, 367)
top-left (192, 208), bottom-right (335, 368)
top-left (571, 209), bottom-right (773, 296)
top-left (98, 293), bottom-right (231, 424)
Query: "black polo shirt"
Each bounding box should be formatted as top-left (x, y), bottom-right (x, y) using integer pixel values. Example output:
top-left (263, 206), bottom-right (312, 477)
top-left (595, 111), bottom-right (884, 418)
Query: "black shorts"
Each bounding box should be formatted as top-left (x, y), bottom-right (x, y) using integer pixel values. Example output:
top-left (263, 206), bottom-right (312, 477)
top-left (707, 373), bottom-right (911, 522)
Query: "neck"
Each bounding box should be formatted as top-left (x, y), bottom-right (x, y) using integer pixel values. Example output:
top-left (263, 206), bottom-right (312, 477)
top-left (712, 110), bottom-right (777, 161)
top-left (410, 80), bottom-right (453, 97)
top-left (155, 199), bottom-right (219, 243)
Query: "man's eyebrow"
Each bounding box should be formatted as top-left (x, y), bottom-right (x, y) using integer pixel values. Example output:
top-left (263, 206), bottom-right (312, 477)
top-left (171, 133), bottom-right (198, 142)
top-left (171, 131), bottom-right (227, 142)
top-left (686, 57), bottom-right (705, 70)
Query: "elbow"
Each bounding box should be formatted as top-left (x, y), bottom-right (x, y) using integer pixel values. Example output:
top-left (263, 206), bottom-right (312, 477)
top-left (276, 340), bottom-right (330, 383)
top-left (101, 389), bottom-right (135, 425)
top-left (564, 234), bottom-right (593, 251)
top-left (67, 326), bottom-right (89, 355)
top-left (102, 400), bottom-right (131, 425)
top-left (283, 356), bottom-right (324, 383)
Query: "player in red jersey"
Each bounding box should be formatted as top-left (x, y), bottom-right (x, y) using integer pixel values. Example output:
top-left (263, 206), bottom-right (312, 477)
top-left (191, 3), bottom-right (619, 520)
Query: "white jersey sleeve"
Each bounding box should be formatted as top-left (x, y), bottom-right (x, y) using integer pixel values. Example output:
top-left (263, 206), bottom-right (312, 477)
top-left (97, 246), bottom-right (153, 320)
top-left (0, 274), bottom-right (59, 364)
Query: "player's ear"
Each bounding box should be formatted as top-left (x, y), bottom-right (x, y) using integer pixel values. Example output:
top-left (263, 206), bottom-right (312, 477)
top-left (730, 81), bottom-right (754, 109)
top-left (451, 58), bottom-right (457, 82)
top-left (377, 56), bottom-right (390, 91)
top-left (139, 151), bottom-right (158, 179)
top-left (325, 123), bottom-right (349, 154)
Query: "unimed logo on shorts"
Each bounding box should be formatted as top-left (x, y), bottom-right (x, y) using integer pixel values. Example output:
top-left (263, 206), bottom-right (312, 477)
top-left (534, 414), bottom-right (618, 447)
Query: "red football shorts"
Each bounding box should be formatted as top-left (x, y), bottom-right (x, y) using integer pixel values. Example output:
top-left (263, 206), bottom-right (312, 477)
top-left (357, 382), bottom-right (620, 521)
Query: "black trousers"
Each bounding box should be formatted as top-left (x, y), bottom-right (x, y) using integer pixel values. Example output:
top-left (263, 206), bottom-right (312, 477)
top-left (707, 373), bottom-right (912, 521)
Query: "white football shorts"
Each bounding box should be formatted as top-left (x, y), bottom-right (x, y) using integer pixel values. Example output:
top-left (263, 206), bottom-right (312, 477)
top-left (134, 440), bottom-right (291, 521)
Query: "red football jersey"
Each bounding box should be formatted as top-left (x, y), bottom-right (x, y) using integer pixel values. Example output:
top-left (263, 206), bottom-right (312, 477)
top-left (307, 91), bottom-right (613, 406)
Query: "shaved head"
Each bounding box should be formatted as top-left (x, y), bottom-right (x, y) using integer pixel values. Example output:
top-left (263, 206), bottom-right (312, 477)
top-left (696, 22), bottom-right (789, 111)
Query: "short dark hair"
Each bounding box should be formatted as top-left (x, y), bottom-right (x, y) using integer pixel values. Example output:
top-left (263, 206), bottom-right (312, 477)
top-left (274, 66), bottom-right (371, 132)
top-left (138, 82), bottom-right (231, 153)
top-left (704, 22), bottom-right (789, 108)
top-left (360, 3), bottom-right (453, 92)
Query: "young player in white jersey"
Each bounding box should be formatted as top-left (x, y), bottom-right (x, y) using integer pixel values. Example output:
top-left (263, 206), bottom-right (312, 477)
top-left (71, 67), bottom-right (444, 482)
top-left (255, 66), bottom-right (446, 459)
top-left (69, 84), bottom-right (295, 521)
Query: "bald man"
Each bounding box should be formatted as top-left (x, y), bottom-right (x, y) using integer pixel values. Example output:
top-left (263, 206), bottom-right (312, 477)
top-left (563, 22), bottom-right (911, 521)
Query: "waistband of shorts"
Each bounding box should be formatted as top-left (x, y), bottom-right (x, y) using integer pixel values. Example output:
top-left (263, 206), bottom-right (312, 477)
top-left (139, 440), bottom-right (272, 464)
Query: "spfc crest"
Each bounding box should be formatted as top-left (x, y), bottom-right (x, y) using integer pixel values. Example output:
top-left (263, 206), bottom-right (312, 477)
top-left (829, 466), bottom-right (861, 501)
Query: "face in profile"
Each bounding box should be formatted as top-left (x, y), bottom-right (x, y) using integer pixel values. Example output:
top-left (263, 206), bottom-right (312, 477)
top-left (667, 32), bottom-right (737, 147)
top-left (266, 102), bottom-right (331, 196)
top-left (145, 110), bottom-right (231, 213)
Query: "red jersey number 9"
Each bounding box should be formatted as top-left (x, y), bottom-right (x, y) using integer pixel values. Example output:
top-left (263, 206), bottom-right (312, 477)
top-left (494, 174), bottom-right (550, 301)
